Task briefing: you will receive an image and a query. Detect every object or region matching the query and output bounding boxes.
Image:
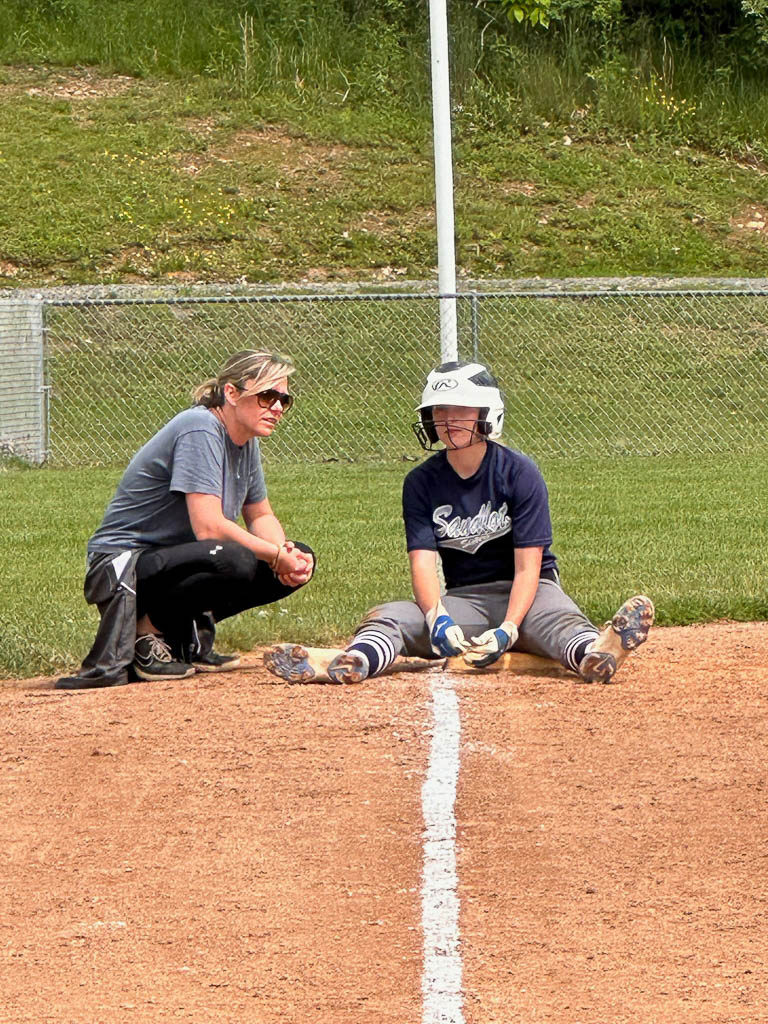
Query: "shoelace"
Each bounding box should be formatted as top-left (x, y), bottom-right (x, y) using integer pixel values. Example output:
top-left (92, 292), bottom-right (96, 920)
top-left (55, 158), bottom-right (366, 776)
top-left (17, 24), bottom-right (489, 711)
top-left (146, 635), bottom-right (173, 663)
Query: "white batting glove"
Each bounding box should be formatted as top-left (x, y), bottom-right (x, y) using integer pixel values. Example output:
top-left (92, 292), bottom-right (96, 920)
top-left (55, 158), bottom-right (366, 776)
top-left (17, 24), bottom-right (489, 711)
top-left (465, 620), bottom-right (519, 668)
top-left (425, 601), bottom-right (471, 658)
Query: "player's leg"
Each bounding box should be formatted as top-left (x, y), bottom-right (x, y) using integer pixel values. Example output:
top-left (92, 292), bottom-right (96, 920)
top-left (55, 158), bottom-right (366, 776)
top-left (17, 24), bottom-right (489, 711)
top-left (335, 599), bottom-right (437, 680)
top-left (265, 600), bottom-right (421, 684)
top-left (515, 577), bottom-right (598, 669)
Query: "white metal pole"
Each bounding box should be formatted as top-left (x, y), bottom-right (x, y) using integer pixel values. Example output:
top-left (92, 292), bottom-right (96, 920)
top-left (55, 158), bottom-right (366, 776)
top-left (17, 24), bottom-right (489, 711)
top-left (428, 0), bottom-right (458, 364)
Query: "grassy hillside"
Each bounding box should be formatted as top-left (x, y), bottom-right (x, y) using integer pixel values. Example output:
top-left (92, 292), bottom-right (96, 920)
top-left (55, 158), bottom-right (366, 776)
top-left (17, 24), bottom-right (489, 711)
top-left (1, 63), bottom-right (767, 288)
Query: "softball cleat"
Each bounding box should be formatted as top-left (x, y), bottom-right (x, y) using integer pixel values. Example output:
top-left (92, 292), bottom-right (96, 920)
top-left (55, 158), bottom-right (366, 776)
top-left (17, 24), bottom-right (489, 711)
top-left (577, 649), bottom-right (618, 684)
top-left (578, 595), bottom-right (655, 684)
top-left (327, 651), bottom-right (369, 684)
top-left (263, 644), bottom-right (367, 684)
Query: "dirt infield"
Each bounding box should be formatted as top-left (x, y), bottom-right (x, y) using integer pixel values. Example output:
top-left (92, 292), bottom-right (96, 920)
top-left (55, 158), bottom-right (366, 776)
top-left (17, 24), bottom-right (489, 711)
top-left (1, 621), bottom-right (766, 1023)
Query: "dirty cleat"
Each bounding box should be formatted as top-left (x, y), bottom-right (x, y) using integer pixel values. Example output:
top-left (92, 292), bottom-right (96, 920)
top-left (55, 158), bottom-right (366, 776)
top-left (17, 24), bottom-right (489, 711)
top-left (577, 649), bottom-right (618, 684)
top-left (611, 595), bottom-right (655, 650)
top-left (578, 595), bottom-right (655, 684)
top-left (263, 644), bottom-right (343, 683)
top-left (264, 645), bottom-right (369, 684)
top-left (327, 651), bottom-right (369, 684)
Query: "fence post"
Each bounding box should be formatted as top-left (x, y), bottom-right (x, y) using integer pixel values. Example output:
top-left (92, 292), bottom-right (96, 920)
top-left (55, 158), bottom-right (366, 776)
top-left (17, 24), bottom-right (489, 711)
top-left (470, 292), bottom-right (479, 361)
top-left (0, 299), bottom-right (46, 464)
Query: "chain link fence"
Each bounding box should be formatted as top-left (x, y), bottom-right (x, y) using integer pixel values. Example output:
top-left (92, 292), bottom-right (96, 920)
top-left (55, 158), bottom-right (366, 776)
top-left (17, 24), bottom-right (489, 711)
top-left (3, 286), bottom-right (767, 465)
top-left (43, 293), bottom-right (447, 466)
top-left (476, 289), bottom-right (768, 458)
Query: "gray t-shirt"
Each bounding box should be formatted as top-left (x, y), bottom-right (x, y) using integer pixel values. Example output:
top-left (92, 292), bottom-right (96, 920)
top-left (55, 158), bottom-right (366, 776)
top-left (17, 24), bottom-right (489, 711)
top-left (88, 407), bottom-right (267, 554)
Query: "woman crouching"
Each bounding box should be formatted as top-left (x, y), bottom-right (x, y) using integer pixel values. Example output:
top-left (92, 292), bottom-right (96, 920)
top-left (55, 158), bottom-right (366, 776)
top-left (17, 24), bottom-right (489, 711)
top-left (58, 350), bottom-right (314, 689)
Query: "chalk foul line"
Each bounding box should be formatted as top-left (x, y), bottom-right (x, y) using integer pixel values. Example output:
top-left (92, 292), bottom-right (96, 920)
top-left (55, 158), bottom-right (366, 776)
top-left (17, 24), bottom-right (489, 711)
top-left (421, 676), bottom-right (464, 1024)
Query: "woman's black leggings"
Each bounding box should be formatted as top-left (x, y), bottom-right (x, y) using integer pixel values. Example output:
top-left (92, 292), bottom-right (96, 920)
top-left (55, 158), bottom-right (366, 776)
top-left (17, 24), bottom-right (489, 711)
top-left (135, 539), bottom-right (315, 640)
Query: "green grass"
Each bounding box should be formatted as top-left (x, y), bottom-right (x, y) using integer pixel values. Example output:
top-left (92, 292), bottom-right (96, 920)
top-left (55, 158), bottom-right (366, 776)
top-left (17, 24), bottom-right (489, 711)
top-left (1, 66), bottom-right (768, 287)
top-left (1, 1), bottom-right (767, 164)
top-left (0, 0), bottom-right (384, 91)
top-left (1, 456), bottom-right (766, 679)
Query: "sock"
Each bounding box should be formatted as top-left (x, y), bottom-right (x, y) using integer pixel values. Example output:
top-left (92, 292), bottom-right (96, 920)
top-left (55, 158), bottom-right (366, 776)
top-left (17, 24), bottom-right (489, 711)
top-left (346, 628), bottom-right (398, 678)
top-left (563, 629), bottom-right (600, 673)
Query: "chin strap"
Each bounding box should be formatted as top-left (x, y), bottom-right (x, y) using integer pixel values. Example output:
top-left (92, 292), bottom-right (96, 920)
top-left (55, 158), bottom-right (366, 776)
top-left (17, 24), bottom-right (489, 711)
top-left (443, 423), bottom-right (485, 450)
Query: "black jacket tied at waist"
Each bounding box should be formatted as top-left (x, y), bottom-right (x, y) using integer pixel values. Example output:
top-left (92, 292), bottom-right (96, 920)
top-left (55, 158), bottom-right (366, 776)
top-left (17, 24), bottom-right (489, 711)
top-left (56, 549), bottom-right (145, 689)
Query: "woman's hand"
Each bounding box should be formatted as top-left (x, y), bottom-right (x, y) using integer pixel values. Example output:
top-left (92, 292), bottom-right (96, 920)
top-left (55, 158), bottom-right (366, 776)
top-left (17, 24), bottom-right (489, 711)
top-left (274, 541), bottom-right (314, 586)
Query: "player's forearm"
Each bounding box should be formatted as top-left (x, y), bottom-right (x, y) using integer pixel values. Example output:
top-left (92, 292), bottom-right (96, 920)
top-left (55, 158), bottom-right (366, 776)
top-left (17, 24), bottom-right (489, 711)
top-left (503, 546), bottom-right (544, 627)
top-left (504, 570), bottom-right (540, 627)
top-left (413, 577), bottom-right (442, 614)
top-left (246, 512), bottom-right (286, 549)
top-left (409, 552), bottom-right (442, 614)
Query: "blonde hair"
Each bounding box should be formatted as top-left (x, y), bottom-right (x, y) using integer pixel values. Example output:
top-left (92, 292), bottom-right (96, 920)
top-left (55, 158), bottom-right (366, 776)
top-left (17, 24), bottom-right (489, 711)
top-left (193, 350), bottom-right (295, 408)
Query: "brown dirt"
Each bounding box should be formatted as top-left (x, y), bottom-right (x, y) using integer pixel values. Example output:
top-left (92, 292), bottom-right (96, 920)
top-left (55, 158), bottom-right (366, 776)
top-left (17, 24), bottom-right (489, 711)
top-left (0, 65), bottom-right (139, 101)
top-left (460, 621), bottom-right (768, 1024)
top-left (173, 127), bottom-right (354, 185)
top-left (1, 621), bottom-right (766, 1023)
top-left (729, 203), bottom-right (768, 239)
top-left (497, 181), bottom-right (538, 199)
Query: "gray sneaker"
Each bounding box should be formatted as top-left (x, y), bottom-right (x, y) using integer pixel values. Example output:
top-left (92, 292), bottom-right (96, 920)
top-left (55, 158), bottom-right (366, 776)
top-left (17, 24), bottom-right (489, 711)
top-left (133, 634), bottom-right (195, 681)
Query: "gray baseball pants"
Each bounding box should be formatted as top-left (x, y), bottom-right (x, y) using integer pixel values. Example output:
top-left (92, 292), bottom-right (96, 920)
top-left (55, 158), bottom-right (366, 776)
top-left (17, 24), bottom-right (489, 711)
top-left (356, 577), bottom-right (597, 666)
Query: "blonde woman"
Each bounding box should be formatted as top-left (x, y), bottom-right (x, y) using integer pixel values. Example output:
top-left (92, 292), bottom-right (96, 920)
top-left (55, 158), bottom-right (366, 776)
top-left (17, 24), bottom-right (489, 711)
top-left (58, 351), bottom-right (314, 690)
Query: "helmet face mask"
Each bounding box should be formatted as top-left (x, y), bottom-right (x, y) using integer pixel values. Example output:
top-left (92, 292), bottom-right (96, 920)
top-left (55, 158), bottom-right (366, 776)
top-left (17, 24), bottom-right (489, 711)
top-left (412, 361), bottom-right (504, 451)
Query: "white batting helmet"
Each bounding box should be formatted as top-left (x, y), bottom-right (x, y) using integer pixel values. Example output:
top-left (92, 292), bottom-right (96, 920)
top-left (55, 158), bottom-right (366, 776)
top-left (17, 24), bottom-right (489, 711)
top-left (413, 361), bottom-right (505, 450)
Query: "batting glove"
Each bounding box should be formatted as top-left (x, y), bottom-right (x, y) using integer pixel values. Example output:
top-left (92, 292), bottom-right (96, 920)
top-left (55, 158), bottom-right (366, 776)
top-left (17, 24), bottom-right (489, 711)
top-left (465, 620), bottom-right (519, 668)
top-left (425, 601), bottom-right (470, 658)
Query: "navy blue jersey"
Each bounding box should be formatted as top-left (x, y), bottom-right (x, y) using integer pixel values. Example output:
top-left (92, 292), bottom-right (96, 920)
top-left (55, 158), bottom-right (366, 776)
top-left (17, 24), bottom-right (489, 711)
top-left (402, 441), bottom-right (558, 589)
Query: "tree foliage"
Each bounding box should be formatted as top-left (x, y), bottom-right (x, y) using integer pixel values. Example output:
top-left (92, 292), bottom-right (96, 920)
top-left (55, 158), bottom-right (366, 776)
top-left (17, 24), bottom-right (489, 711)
top-left (486, 0), bottom-right (553, 29)
top-left (546, 0), bottom-right (767, 42)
